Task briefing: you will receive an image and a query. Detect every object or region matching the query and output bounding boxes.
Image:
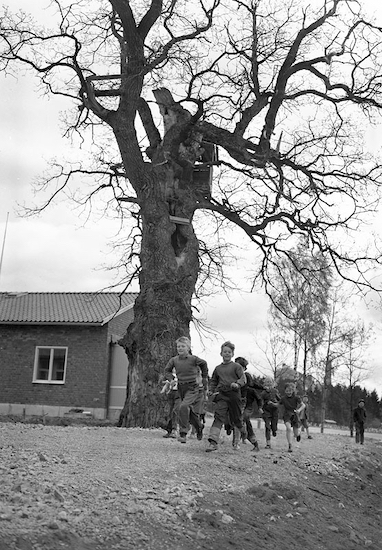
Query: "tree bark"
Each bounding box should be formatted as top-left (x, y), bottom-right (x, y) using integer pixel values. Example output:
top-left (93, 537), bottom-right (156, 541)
top-left (117, 94), bottom-right (201, 427)
top-left (120, 209), bottom-right (199, 426)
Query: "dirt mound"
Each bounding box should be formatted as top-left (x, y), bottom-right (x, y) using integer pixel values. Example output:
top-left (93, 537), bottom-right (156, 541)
top-left (0, 422), bottom-right (381, 549)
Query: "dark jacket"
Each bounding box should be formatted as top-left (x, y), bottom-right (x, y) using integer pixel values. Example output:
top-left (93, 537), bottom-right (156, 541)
top-left (260, 388), bottom-right (281, 412)
top-left (353, 405), bottom-right (366, 425)
top-left (242, 372), bottom-right (264, 408)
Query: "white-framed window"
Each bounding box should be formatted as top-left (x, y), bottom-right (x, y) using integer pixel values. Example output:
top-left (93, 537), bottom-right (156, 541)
top-left (33, 347), bottom-right (68, 384)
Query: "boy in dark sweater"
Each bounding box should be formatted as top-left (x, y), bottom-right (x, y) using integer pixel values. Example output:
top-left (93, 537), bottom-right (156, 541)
top-left (259, 378), bottom-right (281, 449)
top-left (164, 336), bottom-right (208, 444)
top-left (299, 394), bottom-right (313, 439)
top-left (206, 341), bottom-right (246, 452)
top-left (353, 399), bottom-right (367, 444)
top-left (279, 382), bottom-right (304, 453)
top-left (235, 356), bottom-right (263, 451)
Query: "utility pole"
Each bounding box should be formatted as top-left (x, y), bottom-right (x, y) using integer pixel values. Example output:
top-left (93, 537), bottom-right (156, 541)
top-left (0, 211), bottom-right (9, 285)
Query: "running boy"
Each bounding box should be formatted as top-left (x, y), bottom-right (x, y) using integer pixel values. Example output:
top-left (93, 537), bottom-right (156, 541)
top-left (160, 376), bottom-right (180, 438)
top-left (299, 394), bottom-right (313, 439)
top-left (206, 341), bottom-right (246, 452)
top-left (259, 377), bottom-right (281, 449)
top-left (164, 336), bottom-right (208, 444)
top-left (235, 356), bottom-right (263, 451)
top-left (279, 382), bottom-right (304, 453)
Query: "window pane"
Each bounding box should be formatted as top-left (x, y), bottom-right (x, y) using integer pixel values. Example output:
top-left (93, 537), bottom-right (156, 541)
top-left (52, 349), bottom-right (66, 381)
top-left (37, 349), bottom-right (51, 380)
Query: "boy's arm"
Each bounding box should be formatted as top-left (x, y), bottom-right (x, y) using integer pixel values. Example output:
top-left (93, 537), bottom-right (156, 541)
top-left (234, 365), bottom-right (246, 388)
top-left (296, 402), bottom-right (306, 416)
top-left (209, 368), bottom-right (218, 394)
top-left (253, 380), bottom-right (265, 391)
top-left (164, 357), bottom-right (175, 380)
top-left (278, 396), bottom-right (285, 415)
top-left (255, 392), bottom-right (263, 408)
top-left (247, 386), bottom-right (263, 407)
top-left (196, 357), bottom-right (209, 389)
top-left (295, 397), bottom-right (304, 414)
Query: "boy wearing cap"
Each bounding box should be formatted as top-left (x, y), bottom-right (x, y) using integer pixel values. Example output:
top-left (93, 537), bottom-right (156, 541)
top-left (235, 356), bottom-right (263, 451)
top-left (353, 399), bottom-right (367, 444)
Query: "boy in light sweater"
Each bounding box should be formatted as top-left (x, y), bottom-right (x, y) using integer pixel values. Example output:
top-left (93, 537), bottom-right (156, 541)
top-left (164, 336), bottom-right (208, 444)
top-left (206, 341), bottom-right (246, 452)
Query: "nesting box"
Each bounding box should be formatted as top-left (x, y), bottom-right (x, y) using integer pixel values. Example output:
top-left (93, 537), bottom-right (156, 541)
top-left (193, 142), bottom-right (218, 196)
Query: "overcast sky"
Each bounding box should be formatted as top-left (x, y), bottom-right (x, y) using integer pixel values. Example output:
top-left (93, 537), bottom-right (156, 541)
top-left (1, 0), bottom-right (382, 396)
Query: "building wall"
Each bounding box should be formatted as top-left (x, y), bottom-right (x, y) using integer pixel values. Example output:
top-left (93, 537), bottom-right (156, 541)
top-left (107, 308), bottom-right (133, 341)
top-left (106, 310), bottom-right (132, 419)
top-left (0, 323), bottom-right (110, 417)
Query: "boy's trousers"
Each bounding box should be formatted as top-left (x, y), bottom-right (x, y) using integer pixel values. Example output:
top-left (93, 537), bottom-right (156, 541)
top-left (355, 421), bottom-right (365, 444)
top-left (177, 383), bottom-right (203, 436)
top-left (208, 391), bottom-right (243, 444)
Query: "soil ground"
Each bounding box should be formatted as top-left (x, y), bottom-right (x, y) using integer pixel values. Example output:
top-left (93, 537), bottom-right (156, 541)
top-left (0, 418), bottom-right (381, 550)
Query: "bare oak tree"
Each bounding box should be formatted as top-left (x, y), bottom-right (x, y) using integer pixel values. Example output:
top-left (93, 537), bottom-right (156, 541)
top-left (2, 0), bottom-right (382, 425)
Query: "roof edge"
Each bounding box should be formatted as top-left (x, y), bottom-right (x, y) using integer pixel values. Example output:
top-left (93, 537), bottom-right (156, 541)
top-left (101, 302), bottom-right (135, 326)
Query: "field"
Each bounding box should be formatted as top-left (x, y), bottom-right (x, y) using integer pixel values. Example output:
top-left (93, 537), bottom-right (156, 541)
top-left (0, 419), bottom-right (381, 550)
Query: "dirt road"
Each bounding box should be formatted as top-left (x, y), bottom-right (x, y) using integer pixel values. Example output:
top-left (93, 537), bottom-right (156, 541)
top-left (0, 421), bottom-right (381, 550)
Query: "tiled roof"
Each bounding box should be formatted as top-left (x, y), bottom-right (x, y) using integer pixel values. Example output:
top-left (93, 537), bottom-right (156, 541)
top-left (0, 292), bottom-right (137, 325)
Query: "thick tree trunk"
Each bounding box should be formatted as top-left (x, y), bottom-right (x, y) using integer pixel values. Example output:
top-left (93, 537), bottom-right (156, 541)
top-left (113, 86), bottom-right (204, 427)
top-left (119, 175), bottom-right (200, 427)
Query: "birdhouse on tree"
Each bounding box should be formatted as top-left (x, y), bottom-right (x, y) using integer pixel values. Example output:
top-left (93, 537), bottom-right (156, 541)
top-left (193, 141), bottom-right (218, 197)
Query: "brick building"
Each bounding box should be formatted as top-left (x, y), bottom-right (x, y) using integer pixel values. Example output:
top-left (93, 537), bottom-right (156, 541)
top-left (0, 292), bottom-right (137, 420)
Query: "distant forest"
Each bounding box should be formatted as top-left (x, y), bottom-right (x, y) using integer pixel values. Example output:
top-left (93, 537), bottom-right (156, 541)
top-left (261, 379), bottom-right (382, 430)
top-left (301, 384), bottom-right (381, 429)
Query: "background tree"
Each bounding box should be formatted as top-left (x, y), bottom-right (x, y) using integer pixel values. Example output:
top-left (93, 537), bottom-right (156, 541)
top-left (335, 319), bottom-right (374, 436)
top-left (314, 286), bottom-right (349, 431)
top-left (365, 389), bottom-right (382, 428)
top-left (269, 239), bottom-right (332, 387)
top-left (250, 321), bottom-right (293, 381)
top-left (2, 0), bottom-right (382, 426)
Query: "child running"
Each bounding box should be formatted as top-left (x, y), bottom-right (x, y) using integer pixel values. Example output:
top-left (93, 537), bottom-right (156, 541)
top-left (235, 356), bottom-right (263, 451)
top-left (206, 341), bottom-right (246, 452)
top-left (299, 394), bottom-right (313, 439)
top-left (279, 382), bottom-right (304, 453)
top-left (259, 377), bottom-right (280, 449)
top-left (160, 376), bottom-right (180, 439)
top-left (164, 336), bottom-right (208, 444)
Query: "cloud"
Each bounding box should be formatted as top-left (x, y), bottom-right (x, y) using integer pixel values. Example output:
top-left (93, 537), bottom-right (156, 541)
top-left (0, 213), bottom-right (121, 292)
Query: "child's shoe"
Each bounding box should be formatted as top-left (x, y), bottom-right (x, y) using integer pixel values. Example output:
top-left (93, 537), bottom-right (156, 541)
top-left (163, 431), bottom-right (176, 439)
top-left (252, 441), bottom-right (260, 452)
top-left (178, 434), bottom-right (187, 444)
top-left (196, 424), bottom-right (204, 441)
top-left (233, 443), bottom-right (240, 451)
top-left (265, 441), bottom-right (271, 449)
top-left (308, 435), bottom-right (313, 439)
top-left (296, 434), bottom-right (301, 442)
top-left (205, 441), bottom-right (218, 452)
top-left (288, 444), bottom-right (292, 452)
